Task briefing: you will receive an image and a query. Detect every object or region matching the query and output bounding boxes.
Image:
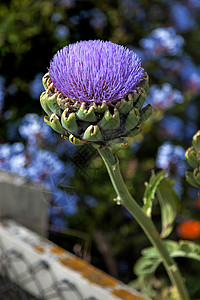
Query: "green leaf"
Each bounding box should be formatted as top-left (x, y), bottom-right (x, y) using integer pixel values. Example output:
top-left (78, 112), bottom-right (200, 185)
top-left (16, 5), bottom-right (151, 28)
top-left (134, 255), bottom-right (161, 277)
top-left (142, 170), bottom-right (166, 217)
top-left (157, 180), bottom-right (180, 238)
top-left (134, 240), bottom-right (200, 279)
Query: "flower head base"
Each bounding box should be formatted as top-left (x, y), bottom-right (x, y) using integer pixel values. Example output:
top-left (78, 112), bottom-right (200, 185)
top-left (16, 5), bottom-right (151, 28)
top-left (40, 40), bottom-right (151, 149)
top-left (49, 40), bottom-right (145, 103)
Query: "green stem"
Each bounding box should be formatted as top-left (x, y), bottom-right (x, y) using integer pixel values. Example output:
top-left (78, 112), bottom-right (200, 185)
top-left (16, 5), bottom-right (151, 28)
top-left (98, 147), bottom-right (190, 300)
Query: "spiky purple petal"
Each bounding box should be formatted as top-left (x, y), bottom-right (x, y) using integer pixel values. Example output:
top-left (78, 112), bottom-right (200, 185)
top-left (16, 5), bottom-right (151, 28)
top-left (49, 40), bottom-right (145, 103)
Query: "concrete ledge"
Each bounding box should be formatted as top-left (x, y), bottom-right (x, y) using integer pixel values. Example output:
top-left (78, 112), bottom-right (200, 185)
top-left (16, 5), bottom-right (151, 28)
top-left (0, 170), bottom-right (49, 236)
top-left (0, 220), bottom-right (150, 300)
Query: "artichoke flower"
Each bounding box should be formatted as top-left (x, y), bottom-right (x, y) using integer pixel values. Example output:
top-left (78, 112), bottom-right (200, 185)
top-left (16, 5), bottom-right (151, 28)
top-left (40, 40), bottom-right (151, 149)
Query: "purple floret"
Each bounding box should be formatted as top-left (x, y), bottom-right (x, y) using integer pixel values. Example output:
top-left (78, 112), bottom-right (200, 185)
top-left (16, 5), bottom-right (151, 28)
top-left (49, 40), bottom-right (145, 103)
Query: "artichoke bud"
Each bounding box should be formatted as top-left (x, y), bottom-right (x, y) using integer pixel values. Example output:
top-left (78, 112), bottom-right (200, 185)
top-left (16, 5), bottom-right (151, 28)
top-left (197, 151), bottom-right (200, 161)
top-left (193, 167), bottom-right (200, 184)
top-left (123, 107), bottom-right (140, 131)
top-left (185, 147), bottom-right (199, 169)
top-left (40, 92), bottom-right (52, 116)
top-left (45, 114), bottom-right (66, 135)
top-left (185, 171), bottom-right (200, 188)
top-left (61, 110), bottom-right (79, 135)
top-left (98, 108), bottom-right (120, 130)
top-left (77, 102), bottom-right (97, 122)
top-left (83, 125), bottom-right (103, 141)
top-left (192, 130), bottom-right (200, 152)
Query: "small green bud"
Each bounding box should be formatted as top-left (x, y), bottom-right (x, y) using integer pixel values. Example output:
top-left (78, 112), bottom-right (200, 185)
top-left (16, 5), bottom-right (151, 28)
top-left (83, 125), bottom-right (103, 141)
top-left (61, 110), bottom-right (79, 135)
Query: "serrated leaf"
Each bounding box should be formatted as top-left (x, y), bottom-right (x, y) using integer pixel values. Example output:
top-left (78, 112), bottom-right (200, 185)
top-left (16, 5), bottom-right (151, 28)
top-left (134, 240), bottom-right (200, 280)
top-left (134, 255), bottom-right (161, 277)
top-left (142, 170), bottom-right (167, 217)
top-left (157, 180), bottom-right (180, 238)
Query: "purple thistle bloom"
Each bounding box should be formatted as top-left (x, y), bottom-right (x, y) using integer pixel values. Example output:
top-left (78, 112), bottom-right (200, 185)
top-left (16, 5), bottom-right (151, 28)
top-left (49, 40), bottom-right (145, 103)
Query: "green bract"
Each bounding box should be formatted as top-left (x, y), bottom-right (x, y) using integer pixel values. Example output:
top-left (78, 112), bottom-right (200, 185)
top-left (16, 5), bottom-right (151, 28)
top-left (40, 73), bottom-right (151, 149)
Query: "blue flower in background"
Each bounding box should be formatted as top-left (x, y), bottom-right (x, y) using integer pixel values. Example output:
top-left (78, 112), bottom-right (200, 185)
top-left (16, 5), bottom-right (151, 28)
top-left (29, 73), bottom-right (44, 100)
top-left (156, 142), bottom-right (186, 177)
top-left (27, 149), bottom-right (65, 180)
top-left (160, 115), bottom-right (184, 141)
top-left (0, 143), bottom-right (26, 176)
top-left (160, 114), bottom-right (197, 142)
top-left (140, 27), bottom-right (184, 57)
top-left (180, 57), bottom-right (200, 93)
top-left (51, 12), bottom-right (63, 23)
top-left (54, 25), bottom-right (70, 40)
top-left (84, 195), bottom-right (98, 208)
top-left (89, 8), bottom-right (107, 30)
top-left (59, 0), bottom-right (76, 8)
top-left (0, 76), bottom-right (5, 112)
top-left (170, 3), bottom-right (196, 32)
top-left (146, 83), bottom-right (184, 111)
top-left (159, 56), bottom-right (200, 94)
top-left (119, 0), bottom-right (146, 21)
top-left (156, 142), bottom-right (186, 196)
top-left (0, 113), bottom-right (79, 226)
top-left (19, 113), bottom-right (55, 144)
top-left (188, 0), bottom-right (200, 8)
top-left (9, 153), bottom-right (27, 176)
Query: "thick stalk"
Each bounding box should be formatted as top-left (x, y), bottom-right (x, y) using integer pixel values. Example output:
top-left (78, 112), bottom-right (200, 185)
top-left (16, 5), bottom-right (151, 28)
top-left (98, 147), bottom-right (190, 300)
